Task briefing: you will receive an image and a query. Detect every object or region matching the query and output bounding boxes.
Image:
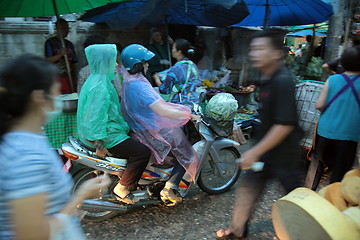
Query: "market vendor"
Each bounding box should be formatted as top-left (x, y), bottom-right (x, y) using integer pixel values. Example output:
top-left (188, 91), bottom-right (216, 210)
top-left (45, 18), bottom-right (77, 94)
top-left (154, 39), bottom-right (202, 104)
top-left (147, 30), bottom-right (172, 87)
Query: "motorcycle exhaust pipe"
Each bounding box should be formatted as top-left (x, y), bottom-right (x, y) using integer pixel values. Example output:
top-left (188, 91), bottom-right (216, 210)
top-left (79, 200), bottom-right (128, 213)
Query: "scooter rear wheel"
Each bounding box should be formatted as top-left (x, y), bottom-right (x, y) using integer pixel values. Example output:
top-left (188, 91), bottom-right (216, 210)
top-left (197, 147), bottom-right (241, 194)
top-left (72, 168), bottom-right (119, 222)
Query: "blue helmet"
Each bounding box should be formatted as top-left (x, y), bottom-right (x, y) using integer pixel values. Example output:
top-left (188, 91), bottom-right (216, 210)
top-left (121, 44), bottom-right (155, 70)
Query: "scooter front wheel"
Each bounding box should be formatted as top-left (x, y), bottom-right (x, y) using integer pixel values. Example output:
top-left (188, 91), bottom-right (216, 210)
top-left (197, 147), bottom-right (241, 194)
top-left (72, 168), bottom-right (119, 222)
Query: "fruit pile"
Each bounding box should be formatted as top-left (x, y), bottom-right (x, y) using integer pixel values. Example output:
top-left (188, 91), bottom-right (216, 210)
top-left (206, 85), bottom-right (256, 95)
top-left (238, 85), bottom-right (256, 93)
top-left (224, 84), bottom-right (256, 93)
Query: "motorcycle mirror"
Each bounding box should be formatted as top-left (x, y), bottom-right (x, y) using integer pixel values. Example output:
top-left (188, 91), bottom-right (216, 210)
top-left (199, 92), bottom-right (206, 104)
top-left (182, 101), bottom-right (194, 111)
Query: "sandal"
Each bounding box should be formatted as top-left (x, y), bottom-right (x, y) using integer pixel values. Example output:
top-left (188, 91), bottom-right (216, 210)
top-left (160, 188), bottom-right (182, 206)
top-left (114, 192), bottom-right (139, 205)
top-left (215, 227), bottom-right (246, 240)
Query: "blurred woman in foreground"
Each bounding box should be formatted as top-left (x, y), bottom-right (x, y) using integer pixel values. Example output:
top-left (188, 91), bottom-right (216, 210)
top-left (0, 54), bottom-right (109, 240)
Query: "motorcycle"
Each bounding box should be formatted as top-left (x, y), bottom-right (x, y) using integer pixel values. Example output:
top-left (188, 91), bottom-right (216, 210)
top-left (61, 103), bottom-right (242, 222)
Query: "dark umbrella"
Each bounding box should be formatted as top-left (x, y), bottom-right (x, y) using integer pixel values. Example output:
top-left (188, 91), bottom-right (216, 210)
top-left (80, 0), bottom-right (249, 30)
top-left (232, 0), bottom-right (333, 28)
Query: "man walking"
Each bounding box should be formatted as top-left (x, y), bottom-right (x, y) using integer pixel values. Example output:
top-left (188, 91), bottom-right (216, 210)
top-left (216, 30), bottom-right (304, 239)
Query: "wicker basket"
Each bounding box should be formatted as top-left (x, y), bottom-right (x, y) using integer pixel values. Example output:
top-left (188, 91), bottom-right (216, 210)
top-left (295, 80), bottom-right (324, 150)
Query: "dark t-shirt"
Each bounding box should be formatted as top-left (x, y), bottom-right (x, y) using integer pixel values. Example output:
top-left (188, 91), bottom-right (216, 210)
top-left (44, 37), bottom-right (78, 75)
top-left (253, 66), bottom-right (303, 168)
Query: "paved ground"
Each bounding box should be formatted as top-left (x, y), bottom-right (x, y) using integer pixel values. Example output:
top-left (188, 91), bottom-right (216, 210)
top-left (82, 178), bottom-right (284, 240)
top-left (81, 142), bottom-right (289, 240)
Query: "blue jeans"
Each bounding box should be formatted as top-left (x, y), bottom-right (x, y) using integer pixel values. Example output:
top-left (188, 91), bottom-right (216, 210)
top-left (165, 162), bottom-right (186, 190)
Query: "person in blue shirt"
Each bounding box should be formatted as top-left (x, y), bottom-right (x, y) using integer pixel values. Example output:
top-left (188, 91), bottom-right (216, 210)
top-left (120, 44), bottom-right (199, 205)
top-left (312, 45), bottom-right (360, 187)
top-left (0, 54), bottom-right (110, 240)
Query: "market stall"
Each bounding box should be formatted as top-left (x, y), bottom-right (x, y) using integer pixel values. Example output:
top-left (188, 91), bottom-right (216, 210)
top-left (43, 112), bottom-right (78, 149)
top-left (43, 94), bottom-right (78, 149)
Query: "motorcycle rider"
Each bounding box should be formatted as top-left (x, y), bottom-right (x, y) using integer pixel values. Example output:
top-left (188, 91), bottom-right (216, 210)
top-left (120, 44), bottom-right (199, 205)
top-left (77, 44), bottom-right (151, 204)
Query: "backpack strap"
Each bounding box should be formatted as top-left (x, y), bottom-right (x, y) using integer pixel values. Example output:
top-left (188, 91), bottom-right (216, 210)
top-left (340, 74), bottom-right (360, 110)
top-left (322, 74), bottom-right (360, 113)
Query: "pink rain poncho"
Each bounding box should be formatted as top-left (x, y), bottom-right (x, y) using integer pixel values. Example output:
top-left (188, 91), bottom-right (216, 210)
top-left (120, 71), bottom-right (199, 180)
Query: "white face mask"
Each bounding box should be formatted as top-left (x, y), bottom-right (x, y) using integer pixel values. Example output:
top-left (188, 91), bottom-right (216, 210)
top-left (45, 96), bottom-right (64, 124)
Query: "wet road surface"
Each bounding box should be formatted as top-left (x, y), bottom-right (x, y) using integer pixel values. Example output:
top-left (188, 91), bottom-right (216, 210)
top-left (82, 143), bottom-right (287, 240)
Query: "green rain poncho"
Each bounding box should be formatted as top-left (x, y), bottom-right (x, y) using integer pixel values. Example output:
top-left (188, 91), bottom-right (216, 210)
top-left (77, 44), bottom-right (130, 148)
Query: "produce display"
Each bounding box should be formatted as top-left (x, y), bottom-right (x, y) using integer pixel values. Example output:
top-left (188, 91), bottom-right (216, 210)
top-left (206, 85), bottom-right (256, 95)
top-left (202, 79), bottom-right (213, 88)
top-left (234, 113), bottom-right (253, 121)
top-left (224, 84), bottom-right (256, 93)
top-left (238, 85), bottom-right (256, 93)
top-left (206, 88), bottom-right (225, 95)
top-left (206, 93), bottom-right (238, 121)
top-left (238, 106), bottom-right (258, 115)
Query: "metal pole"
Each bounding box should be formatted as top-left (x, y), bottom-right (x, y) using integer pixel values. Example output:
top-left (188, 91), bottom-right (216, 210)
top-left (164, 15), bottom-right (172, 66)
top-left (343, 0), bottom-right (353, 48)
top-left (263, 0), bottom-right (270, 28)
top-left (51, 0), bottom-right (75, 92)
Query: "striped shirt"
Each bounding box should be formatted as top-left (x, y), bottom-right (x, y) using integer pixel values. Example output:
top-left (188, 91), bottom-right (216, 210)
top-left (0, 131), bottom-right (74, 240)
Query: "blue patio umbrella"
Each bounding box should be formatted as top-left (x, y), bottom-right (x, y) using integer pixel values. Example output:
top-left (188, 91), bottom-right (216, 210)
top-left (287, 29), bottom-right (327, 38)
top-left (80, 0), bottom-right (249, 29)
top-left (233, 0), bottom-right (333, 27)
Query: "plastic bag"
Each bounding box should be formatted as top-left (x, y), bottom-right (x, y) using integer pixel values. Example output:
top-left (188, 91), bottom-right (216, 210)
top-left (206, 93), bottom-right (238, 121)
top-left (214, 68), bottom-right (231, 88)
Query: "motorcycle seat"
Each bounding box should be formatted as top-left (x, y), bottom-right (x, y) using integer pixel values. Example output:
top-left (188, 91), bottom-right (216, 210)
top-left (78, 140), bottom-right (96, 151)
top-left (151, 163), bottom-right (174, 169)
top-left (69, 136), bottom-right (96, 152)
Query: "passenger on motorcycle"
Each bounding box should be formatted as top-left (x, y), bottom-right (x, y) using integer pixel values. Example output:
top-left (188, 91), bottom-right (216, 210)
top-left (120, 44), bottom-right (200, 205)
top-left (77, 44), bottom-right (151, 204)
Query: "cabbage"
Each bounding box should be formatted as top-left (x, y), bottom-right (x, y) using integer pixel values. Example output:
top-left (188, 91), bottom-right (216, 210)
top-left (206, 93), bottom-right (238, 121)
